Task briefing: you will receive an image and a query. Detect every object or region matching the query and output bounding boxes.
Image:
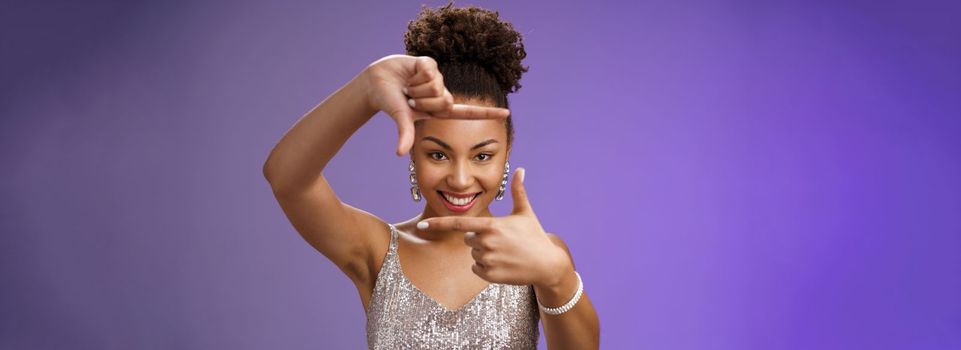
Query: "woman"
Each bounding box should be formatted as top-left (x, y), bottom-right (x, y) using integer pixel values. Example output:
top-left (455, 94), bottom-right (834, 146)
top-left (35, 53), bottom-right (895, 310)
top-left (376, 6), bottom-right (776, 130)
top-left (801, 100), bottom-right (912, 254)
top-left (263, 3), bottom-right (600, 349)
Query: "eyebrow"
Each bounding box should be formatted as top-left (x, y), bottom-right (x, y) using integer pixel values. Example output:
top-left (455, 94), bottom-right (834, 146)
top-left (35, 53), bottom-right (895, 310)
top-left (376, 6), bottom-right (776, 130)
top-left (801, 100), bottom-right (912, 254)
top-left (422, 136), bottom-right (498, 151)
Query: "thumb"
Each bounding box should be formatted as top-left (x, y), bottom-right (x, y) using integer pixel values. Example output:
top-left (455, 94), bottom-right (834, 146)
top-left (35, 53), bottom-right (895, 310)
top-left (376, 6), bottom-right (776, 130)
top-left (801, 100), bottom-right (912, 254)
top-left (392, 109), bottom-right (414, 156)
top-left (511, 168), bottom-right (532, 214)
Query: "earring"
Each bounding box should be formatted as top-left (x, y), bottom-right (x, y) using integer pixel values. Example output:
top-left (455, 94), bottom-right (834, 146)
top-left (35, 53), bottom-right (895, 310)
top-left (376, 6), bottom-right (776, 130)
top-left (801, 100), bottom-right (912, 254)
top-left (409, 160), bottom-right (421, 202)
top-left (495, 160), bottom-right (510, 201)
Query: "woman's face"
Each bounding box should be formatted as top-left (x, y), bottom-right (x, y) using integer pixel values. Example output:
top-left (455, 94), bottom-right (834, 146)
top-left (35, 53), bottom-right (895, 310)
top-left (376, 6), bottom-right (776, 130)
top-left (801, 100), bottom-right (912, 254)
top-left (412, 101), bottom-right (510, 217)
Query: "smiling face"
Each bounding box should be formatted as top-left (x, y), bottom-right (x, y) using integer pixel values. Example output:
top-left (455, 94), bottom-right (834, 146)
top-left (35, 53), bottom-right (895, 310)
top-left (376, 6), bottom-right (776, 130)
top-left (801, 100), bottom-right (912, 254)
top-left (411, 99), bottom-right (511, 218)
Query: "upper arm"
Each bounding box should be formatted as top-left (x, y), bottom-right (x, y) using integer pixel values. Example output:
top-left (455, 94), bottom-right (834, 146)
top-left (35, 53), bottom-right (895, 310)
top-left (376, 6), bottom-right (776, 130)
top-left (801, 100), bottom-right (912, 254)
top-left (269, 175), bottom-right (384, 285)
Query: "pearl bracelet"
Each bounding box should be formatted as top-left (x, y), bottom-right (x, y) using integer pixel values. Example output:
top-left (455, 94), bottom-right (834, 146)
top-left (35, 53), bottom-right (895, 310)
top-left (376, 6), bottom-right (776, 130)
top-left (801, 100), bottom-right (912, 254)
top-left (537, 271), bottom-right (583, 315)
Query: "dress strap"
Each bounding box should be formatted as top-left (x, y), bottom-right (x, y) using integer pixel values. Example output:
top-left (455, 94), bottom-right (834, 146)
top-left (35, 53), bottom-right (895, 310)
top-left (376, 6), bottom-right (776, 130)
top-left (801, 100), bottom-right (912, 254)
top-left (385, 223), bottom-right (399, 254)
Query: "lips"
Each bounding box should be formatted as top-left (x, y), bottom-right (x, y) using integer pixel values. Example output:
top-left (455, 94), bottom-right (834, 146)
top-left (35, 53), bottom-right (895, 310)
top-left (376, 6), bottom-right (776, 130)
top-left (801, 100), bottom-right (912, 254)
top-left (438, 191), bottom-right (480, 212)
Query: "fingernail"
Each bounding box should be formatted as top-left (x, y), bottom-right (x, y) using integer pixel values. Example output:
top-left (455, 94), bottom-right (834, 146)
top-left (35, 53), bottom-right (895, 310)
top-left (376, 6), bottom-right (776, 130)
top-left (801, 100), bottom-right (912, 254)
top-left (408, 98), bottom-right (416, 108)
top-left (402, 87), bottom-right (408, 95)
top-left (521, 168), bottom-right (526, 182)
top-left (417, 221), bottom-right (429, 230)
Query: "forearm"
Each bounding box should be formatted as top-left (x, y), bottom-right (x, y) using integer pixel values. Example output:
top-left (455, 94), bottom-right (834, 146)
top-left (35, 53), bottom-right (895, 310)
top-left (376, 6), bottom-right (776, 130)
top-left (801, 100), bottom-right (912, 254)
top-left (263, 71), bottom-right (376, 192)
top-left (535, 269), bottom-right (601, 349)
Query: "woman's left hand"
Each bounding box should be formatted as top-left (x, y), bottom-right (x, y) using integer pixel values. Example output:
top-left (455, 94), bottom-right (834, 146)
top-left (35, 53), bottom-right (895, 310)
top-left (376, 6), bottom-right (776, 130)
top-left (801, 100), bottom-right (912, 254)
top-left (417, 168), bottom-right (573, 288)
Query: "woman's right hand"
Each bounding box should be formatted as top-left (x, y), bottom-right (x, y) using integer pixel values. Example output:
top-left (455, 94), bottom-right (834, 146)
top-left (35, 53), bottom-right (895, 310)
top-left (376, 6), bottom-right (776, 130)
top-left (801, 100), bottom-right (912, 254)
top-left (362, 55), bottom-right (511, 156)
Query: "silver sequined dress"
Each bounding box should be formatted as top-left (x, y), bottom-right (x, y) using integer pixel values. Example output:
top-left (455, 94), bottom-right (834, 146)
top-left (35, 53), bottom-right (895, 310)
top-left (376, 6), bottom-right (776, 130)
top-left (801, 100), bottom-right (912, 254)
top-left (366, 224), bottom-right (540, 349)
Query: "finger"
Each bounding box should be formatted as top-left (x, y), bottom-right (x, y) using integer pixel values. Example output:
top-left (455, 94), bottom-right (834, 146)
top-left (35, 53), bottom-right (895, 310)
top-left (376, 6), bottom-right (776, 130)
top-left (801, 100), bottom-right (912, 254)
top-left (408, 90), bottom-right (454, 113)
top-left (470, 246), bottom-right (492, 267)
top-left (470, 246), bottom-right (483, 261)
top-left (417, 216), bottom-right (493, 233)
top-left (410, 109), bottom-right (433, 122)
top-left (404, 79), bottom-right (446, 99)
top-left (463, 231), bottom-right (492, 250)
top-left (408, 56), bottom-right (439, 86)
top-left (511, 168), bottom-right (532, 214)
top-left (471, 263), bottom-right (491, 281)
top-left (433, 104), bottom-right (511, 119)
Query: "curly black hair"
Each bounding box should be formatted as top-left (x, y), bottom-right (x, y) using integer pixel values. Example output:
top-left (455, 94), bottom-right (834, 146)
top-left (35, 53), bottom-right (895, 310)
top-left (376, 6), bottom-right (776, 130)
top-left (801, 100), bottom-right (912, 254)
top-left (404, 2), bottom-right (528, 146)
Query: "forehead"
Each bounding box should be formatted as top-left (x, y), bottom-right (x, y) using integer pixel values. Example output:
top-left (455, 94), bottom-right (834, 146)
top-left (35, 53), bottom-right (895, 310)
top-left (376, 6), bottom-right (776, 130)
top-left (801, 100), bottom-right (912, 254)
top-left (415, 118), bottom-right (506, 146)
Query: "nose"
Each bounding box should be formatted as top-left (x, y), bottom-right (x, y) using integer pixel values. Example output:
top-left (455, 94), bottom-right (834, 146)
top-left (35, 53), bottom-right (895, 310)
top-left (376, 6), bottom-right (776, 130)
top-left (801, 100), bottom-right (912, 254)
top-left (447, 159), bottom-right (475, 190)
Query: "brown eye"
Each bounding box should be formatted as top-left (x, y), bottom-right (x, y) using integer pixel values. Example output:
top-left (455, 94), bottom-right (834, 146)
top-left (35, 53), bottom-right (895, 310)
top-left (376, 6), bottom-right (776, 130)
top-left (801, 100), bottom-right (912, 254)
top-left (476, 153), bottom-right (492, 161)
top-left (429, 152), bottom-right (447, 161)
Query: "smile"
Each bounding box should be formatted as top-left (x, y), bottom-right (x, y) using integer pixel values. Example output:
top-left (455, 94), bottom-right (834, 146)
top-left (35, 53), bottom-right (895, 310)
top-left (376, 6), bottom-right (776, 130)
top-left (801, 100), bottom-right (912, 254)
top-left (438, 191), bottom-right (480, 212)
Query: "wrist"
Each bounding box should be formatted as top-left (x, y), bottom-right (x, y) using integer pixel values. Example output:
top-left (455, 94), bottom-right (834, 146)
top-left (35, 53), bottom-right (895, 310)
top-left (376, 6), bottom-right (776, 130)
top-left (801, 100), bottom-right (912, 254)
top-left (533, 263), bottom-right (577, 307)
top-left (351, 67), bottom-right (378, 118)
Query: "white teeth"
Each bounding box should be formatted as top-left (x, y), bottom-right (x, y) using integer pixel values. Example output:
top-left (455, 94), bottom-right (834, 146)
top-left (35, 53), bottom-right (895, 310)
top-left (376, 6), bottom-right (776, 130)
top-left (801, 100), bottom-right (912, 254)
top-left (442, 192), bottom-right (476, 206)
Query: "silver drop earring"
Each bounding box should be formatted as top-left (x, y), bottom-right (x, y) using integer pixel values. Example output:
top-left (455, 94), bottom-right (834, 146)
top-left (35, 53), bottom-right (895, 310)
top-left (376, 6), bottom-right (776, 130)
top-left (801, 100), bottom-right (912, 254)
top-left (409, 160), bottom-right (421, 202)
top-left (495, 160), bottom-right (510, 201)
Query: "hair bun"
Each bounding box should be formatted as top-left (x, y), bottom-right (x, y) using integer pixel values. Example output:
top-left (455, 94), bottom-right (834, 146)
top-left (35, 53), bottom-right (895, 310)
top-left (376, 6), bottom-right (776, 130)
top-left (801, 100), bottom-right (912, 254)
top-left (404, 3), bottom-right (528, 93)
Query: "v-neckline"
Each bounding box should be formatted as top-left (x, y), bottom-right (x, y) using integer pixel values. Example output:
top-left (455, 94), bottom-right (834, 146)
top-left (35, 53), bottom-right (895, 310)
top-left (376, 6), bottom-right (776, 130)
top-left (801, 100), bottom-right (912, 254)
top-left (391, 225), bottom-right (494, 313)
top-left (399, 268), bottom-right (494, 313)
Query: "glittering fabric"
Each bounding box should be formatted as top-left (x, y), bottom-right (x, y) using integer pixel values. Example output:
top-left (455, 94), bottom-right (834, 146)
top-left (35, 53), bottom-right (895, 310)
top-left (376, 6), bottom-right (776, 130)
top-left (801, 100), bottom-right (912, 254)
top-left (366, 224), bottom-right (540, 349)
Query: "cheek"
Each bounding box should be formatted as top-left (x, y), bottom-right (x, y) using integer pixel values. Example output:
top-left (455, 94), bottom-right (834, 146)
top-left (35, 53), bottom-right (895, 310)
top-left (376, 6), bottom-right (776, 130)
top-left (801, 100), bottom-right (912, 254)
top-left (415, 166), bottom-right (443, 186)
top-left (482, 167), bottom-right (506, 190)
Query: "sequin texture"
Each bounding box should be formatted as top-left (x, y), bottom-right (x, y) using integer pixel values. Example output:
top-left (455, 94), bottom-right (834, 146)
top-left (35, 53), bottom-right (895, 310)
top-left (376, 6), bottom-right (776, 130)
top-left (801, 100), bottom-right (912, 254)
top-left (366, 224), bottom-right (540, 349)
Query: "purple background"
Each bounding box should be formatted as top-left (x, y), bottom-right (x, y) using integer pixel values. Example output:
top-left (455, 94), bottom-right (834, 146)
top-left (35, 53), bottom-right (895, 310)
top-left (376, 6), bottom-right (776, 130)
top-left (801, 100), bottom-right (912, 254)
top-left (2, 0), bottom-right (959, 349)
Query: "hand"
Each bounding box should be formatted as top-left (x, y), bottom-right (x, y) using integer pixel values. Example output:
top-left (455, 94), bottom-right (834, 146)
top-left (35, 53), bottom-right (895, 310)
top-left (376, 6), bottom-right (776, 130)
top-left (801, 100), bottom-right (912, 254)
top-left (417, 168), bottom-right (573, 287)
top-left (362, 55), bottom-right (511, 156)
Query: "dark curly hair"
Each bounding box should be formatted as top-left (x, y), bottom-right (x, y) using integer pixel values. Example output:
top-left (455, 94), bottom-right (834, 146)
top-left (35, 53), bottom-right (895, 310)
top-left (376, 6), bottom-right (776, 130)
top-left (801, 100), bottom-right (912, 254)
top-left (404, 2), bottom-right (527, 147)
